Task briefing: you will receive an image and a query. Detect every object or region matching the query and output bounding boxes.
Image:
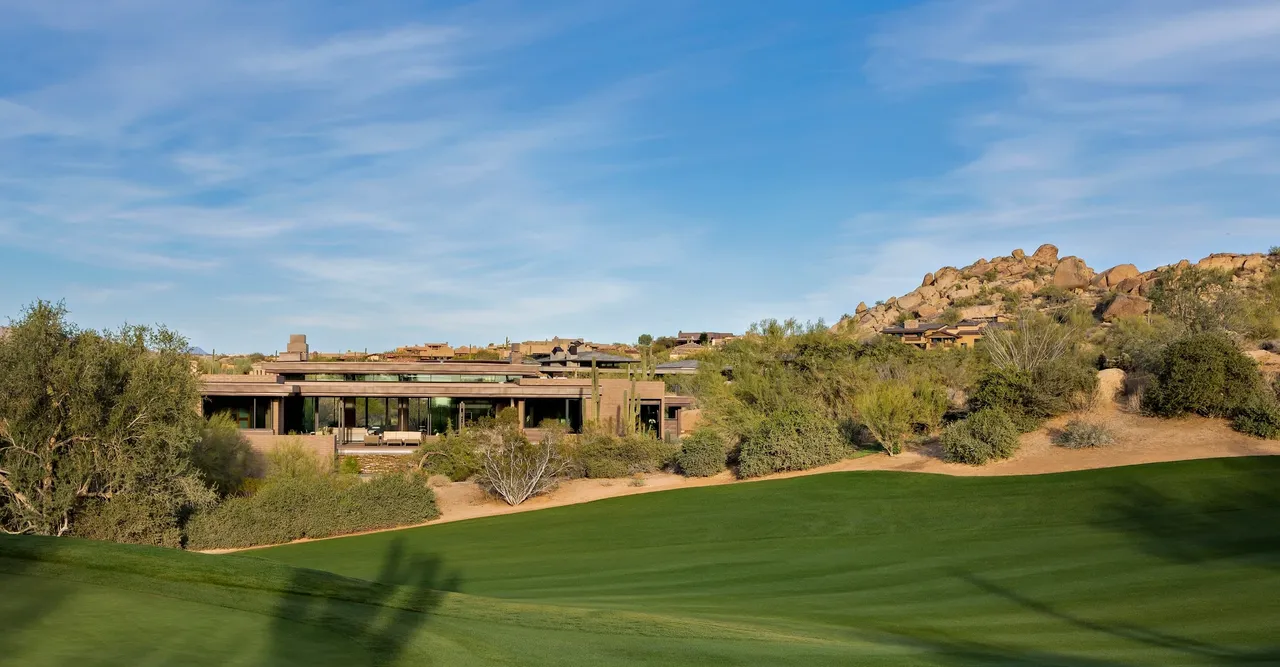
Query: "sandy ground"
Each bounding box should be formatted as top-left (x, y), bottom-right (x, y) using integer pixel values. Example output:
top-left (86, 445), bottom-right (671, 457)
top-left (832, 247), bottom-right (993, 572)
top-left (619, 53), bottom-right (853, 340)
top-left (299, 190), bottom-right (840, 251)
top-left (207, 369), bottom-right (1280, 554)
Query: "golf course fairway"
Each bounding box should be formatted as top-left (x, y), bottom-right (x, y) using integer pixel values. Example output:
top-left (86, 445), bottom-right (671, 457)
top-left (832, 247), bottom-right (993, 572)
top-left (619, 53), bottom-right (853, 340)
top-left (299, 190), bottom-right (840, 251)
top-left (2, 457), bottom-right (1278, 665)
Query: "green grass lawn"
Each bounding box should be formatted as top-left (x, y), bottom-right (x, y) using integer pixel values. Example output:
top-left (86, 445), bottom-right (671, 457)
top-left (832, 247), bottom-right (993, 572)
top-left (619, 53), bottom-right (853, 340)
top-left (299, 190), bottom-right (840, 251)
top-left (3, 457), bottom-right (1279, 666)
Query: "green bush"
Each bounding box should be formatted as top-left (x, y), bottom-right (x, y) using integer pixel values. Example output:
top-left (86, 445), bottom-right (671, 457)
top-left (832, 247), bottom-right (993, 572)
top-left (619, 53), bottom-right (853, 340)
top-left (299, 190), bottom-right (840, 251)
top-left (73, 493), bottom-right (195, 548)
top-left (419, 430), bottom-right (482, 481)
top-left (970, 360), bottom-right (1097, 432)
top-left (192, 412), bottom-right (254, 496)
top-left (676, 429), bottom-right (728, 477)
top-left (1054, 419), bottom-right (1115, 449)
top-left (577, 431), bottom-right (679, 479)
top-left (266, 439), bottom-right (330, 478)
top-left (186, 472), bottom-right (439, 550)
top-left (736, 406), bottom-right (847, 478)
top-left (338, 456), bottom-right (362, 475)
top-left (1142, 333), bottom-right (1261, 417)
top-left (941, 408), bottom-right (1020, 465)
top-left (1231, 392), bottom-right (1280, 439)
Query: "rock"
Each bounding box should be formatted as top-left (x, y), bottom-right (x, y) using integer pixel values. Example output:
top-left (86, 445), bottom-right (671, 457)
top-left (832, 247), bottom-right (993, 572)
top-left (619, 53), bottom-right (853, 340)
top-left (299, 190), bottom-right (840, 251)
top-left (1197, 254), bottom-right (1243, 272)
top-left (1091, 263), bottom-right (1140, 289)
top-left (916, 304), bottom-right (942, 320)
top-left (855, 301), bottom-right (867, 314)
top-left (1032, 244), bottom-right (1060, 263)
top-left (1010, 279), bottom-right (1036, 294)
top-left (933, 267), bottom-right (962, 290)
top-left (918, 285), bottom-right (940, 301)
top-left (1011, 248), bottom-right (1026, 260)
top-left (1242, 254), bottom-right (1268, 271)
top-left (1138, 279), bottom-right (1158, 297)
top-left (922, 272), bottom-right (936, 287)
top-left (896, 291), bottom-right (924, 311)
top-left (949, 286), bottom-right (978, 300)
top-left (1114, 276), bottom-right (1144, 294)
top-left (1053, 256), bottom-right (1094, 290)
top-left (960, 304), bottom-right (1001, 320)
top-left (1103, 293), bottom-right (1152, 321)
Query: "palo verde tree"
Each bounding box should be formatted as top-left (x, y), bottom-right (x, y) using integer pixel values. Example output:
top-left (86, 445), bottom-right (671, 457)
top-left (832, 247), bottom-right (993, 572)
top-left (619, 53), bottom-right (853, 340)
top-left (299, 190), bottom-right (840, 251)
top-left (0, 301), bottom-right (212, 539)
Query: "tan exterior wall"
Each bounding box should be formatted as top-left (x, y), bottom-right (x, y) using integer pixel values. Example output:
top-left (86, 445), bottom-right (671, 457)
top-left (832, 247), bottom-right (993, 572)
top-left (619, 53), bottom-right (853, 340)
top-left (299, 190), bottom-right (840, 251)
top-left (242, 432), bottom-right (335, 476)
top-left (678, 408), bottom-right (702, 435)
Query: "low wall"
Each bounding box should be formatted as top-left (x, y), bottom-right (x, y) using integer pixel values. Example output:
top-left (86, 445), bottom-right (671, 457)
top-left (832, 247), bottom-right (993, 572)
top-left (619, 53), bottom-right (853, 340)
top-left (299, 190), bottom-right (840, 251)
top-left (242, 432), bottom-right (336, 475)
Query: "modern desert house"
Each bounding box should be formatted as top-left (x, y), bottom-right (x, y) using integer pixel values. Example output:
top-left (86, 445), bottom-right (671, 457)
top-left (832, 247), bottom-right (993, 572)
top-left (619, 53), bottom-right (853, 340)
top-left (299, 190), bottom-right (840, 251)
top-left (878, 319), bottom-right (990, 350)
top-left (200, 335), bottom-right (696, 456)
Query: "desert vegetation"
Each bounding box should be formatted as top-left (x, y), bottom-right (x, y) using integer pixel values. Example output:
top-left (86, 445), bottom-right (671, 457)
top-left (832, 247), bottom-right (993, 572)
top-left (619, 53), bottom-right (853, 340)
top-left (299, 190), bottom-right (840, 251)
top-left (0, 302), bottom-right (439, 548)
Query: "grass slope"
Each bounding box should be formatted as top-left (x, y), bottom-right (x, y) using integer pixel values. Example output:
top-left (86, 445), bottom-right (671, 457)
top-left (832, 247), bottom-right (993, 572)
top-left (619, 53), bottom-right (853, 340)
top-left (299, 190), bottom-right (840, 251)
top-left (3, 458), bottom-right (1279, 666)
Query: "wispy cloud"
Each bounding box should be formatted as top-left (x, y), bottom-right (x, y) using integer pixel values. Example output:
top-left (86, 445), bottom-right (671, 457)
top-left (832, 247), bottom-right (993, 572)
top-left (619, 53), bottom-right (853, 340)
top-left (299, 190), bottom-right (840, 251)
top-left (814, 0), bottom-right (1280, 312)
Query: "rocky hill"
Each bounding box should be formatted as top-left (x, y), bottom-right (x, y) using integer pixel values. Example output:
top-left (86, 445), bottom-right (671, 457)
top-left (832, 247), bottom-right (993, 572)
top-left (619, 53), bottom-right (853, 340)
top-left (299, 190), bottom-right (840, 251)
top-left (835, 243), bottom-right (1279, 335)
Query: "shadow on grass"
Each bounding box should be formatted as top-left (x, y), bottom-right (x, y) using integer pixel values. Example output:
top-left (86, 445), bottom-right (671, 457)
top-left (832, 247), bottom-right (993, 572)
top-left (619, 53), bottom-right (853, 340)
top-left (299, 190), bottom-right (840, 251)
top-left (267, 536), bottom-right (460, 666)
top-left (1095, 457), bottom-right (1280, 568)
top-left (0, 535), bottom-right (73, 654)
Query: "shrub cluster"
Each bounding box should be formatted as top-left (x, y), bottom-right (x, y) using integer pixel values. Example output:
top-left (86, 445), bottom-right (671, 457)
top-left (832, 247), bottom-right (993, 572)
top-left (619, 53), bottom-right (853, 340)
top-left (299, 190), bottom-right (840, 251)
top-left (1142, 333), bottom-right (1260, 418)
top-left (1054, 419), bottom-right (1115, 449)
top-left (576, 430), bottom-right (679, 479)
top-left (675, 428), bottom-right (729, 477)
top-left (970, 360), bottom-right (1097, 432)
top-left (736, 405), bottom-right (847, 478)
top-left (419, 429), bottom-right (483, 481)
top-left (941, 407), bottom-right (1020, 465)
top-left (186, 472), bottom-right (439, 550)
top-left (1232, 393), bottom-right (1280, 440)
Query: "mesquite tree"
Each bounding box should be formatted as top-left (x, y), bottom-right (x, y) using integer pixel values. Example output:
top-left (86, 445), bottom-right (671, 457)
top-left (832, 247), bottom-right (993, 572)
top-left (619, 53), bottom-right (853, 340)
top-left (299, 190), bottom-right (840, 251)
top-left (475, 414), bottom-right (568, 506)
top-left (0, 301), bottom-right (211, 537)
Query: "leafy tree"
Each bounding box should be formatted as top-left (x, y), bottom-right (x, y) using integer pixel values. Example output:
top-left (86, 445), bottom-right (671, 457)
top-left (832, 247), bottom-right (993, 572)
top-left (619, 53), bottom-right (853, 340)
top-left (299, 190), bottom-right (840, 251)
top-left (0, 301), bottom-right (211, 538)
top-left (638, 334), bottom-right (653, 347)
top-left (856, 382), bottom-right (916, 456)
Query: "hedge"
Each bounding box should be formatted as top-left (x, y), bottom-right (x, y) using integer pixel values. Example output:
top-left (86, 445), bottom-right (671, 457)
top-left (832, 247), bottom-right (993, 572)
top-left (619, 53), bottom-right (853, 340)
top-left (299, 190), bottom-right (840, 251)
top-left (941, 407), bottom-right (1020, 465)
top-left (186, 473), bottom-right (439, 550)
top-left (676, 429), bottom-right (729, 477)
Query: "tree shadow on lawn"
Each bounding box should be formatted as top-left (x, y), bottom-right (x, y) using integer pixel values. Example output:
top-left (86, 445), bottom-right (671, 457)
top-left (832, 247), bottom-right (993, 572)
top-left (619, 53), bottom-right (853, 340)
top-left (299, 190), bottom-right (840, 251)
top-left (266, 536), bottom-right (461, 667)
top-left (1094, 457), bottom-right (1280, 569)
top-left (951, 572), bottom-right (1280, 665)
top-left (0, 535), bottom-right (75, 654)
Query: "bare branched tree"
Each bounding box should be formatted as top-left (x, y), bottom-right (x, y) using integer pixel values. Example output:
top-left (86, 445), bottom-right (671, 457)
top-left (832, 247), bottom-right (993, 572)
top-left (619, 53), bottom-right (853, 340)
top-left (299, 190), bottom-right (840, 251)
top-left (476, 420), bottom-right (568, 506)
top-left (983, 312), bottom-right (1077, 372)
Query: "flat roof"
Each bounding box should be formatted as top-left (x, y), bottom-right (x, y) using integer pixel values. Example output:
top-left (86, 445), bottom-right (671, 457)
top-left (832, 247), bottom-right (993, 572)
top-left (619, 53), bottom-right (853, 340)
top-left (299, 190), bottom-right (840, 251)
top-left (258, 361), bottom-right (543, 376)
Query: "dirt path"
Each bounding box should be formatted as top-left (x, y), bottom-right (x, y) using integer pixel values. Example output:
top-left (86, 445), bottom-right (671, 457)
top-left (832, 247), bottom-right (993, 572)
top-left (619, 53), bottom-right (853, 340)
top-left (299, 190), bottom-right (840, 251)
top-left (207, 373), bottom-right (1280, 554)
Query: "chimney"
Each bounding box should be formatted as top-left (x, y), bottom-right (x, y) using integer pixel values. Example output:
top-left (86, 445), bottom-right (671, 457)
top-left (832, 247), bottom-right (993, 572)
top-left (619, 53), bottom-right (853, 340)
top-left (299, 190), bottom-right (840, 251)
top-left (279, 334), bottom-right (309, 362)
top-left (509, 342), bottom-right (523, 364)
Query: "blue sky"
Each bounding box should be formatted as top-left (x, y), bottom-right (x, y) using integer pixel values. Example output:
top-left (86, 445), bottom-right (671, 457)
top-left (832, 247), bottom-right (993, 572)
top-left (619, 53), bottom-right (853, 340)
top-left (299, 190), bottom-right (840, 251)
top-left (1, 0), bottom-right (1277, 353)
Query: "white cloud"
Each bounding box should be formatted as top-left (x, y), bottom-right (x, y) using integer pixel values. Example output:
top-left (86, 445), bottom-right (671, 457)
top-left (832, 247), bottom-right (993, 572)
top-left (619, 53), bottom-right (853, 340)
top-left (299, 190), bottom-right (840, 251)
top-left (821, 0), bottom-right (1280, 312)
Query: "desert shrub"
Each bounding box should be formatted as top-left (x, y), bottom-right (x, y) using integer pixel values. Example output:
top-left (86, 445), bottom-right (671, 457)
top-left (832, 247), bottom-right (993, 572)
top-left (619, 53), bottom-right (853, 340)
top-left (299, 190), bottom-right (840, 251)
top-left (475, 420), bottom-right (570, 506)
top-left (676, 428), bottom-right (728, 477)
top-left (577, 430), bottom-right (678, 479)
top-left (192, 412), bottom-right (254, 496)
top-left (1054, 419), bottom-right (1115, 449)
top-left (266, 439), bottom-right (329, 479)
top-left (1034, 285), bottom-right (1075, 306)
top-left (971, 360), bottom-right (1097, 432)
top-left (736, 405), bottom-right (847, 478)
top-left (419, 429), bottom-right (482, 481)
top-left (1270, 246), bottom-right (1280, 257)
top-left (338, 456), bottom-right (362, 475)
top-left (1142, 333), bottom-right (1261, 417)
top-left (186, 472), bottom-right (438, 550)
top-left (856, 381), bottom-right (917, 455)
top-left (941, 408), bottom-right (1020, 465)
top-left (1231, 392), bottom-right (1280, 439)
top-left (912, 381), bottom-right (950, 433)
top-left (74, 490), bottom-right (210, 548)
